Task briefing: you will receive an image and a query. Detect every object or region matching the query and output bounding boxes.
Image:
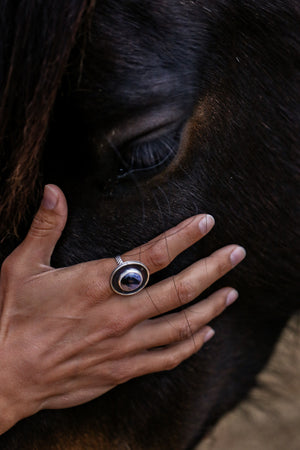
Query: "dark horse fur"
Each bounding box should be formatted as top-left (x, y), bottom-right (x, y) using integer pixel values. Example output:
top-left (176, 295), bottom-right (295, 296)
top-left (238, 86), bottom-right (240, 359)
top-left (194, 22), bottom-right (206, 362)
top-left (0, 1), bottom-right (299, 448)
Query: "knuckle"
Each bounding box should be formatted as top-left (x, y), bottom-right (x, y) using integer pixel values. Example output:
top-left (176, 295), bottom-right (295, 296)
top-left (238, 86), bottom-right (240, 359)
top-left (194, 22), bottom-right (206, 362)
top-left (183, 225), bottom-right (197, 242)
top-left (83, 278), bottom-right (111, 303)
top-left (177, 321), bottom-right (192, 341)
top-left (101, 363), bottom-right (120, 385)
top-left (215, 258), bottom-right (229, 278)
top-left (115, 333), bottom-right (135, 358)
top-left (104, 316), bottom-right (130, 338)
top-left (1, 255), bottom-right (16, 279)
top-left (0, 255), bottom-right (22, 289)
top-left (118, 363), bottom-right (132, 384)
top-left (204, 294), bottom-right (227, 321)
top-left (175, 278), bottom-right (194, 303)
top-left (210, 301), bottom-right (225, 319)
top-left (108, 366), bottom-right (121, 385)
top-left (29, 212), bottom-right (58, 238)
top-left (148, 241), bottom-right (169, 271)
top-left (165, 353), bottom-right (180, 371)
top-left (109, 361), bottom-right (131, 385)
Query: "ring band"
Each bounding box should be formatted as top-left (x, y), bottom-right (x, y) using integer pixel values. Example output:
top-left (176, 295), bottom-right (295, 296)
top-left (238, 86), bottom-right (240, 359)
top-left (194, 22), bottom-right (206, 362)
top-left (110, 256), bottom-right (150, 296)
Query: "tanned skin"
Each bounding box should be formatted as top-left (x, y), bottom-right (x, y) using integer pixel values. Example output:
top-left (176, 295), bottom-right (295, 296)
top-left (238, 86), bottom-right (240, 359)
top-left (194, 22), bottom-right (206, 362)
top-left (0, 1), bottom-right (298, 448)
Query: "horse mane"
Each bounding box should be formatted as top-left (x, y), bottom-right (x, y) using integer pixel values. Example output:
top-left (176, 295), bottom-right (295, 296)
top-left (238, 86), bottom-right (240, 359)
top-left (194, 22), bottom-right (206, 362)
top-left (0, 0), bottom-right (95, 241)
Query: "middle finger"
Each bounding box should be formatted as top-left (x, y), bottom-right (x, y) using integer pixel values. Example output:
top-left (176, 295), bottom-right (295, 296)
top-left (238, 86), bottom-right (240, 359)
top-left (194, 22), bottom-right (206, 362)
top-left (127, 244), bottom-right (246, 324)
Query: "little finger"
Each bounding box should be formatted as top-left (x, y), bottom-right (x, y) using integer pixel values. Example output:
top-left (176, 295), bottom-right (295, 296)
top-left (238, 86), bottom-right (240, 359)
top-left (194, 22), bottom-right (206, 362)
top-left (115, 327), bottom-right (215, 384)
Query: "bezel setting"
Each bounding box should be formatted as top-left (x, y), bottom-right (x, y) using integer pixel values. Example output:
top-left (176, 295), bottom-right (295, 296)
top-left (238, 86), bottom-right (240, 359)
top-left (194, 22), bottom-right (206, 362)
top-left (110, 260), bottom-right (150, 296)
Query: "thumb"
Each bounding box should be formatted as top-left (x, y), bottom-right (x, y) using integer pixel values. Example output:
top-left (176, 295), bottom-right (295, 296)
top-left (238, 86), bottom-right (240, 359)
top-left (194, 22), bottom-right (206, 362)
top-left (16, 184), bottom-right (68, 269)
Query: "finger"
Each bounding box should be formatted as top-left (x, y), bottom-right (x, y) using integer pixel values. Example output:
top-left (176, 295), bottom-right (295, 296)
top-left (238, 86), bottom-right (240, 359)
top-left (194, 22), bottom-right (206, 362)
top-left (128, 245), bottom-right (246, 322)
top-left (115, 327), bottom-right (215, 384)
top-left (12, 185), bottom-right (68, 270)
top-left (122, 214), bottom-right (215, 274)
top-left (59, 214), bottom-right (215, 301)
top-left (125, 288), bottom-right (238, 352)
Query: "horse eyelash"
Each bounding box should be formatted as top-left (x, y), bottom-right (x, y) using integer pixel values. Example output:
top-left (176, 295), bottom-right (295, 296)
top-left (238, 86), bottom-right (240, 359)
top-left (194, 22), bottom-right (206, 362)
top-left (119, 129), bottom-right (181, 176)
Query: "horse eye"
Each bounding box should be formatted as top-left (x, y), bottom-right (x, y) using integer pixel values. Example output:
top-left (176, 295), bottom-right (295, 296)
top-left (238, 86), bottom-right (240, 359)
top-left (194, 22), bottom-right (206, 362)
top-left (117, 125), bottom-right (183, 180)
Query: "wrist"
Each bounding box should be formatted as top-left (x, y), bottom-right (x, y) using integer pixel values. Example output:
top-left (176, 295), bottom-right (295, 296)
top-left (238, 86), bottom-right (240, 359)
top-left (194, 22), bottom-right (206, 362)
top-left (0, 383), bottom-right (40, 435)
top-left (0, 353), bottom-right (40, 434)
top-left (0, 392), bottom-right (24, 434)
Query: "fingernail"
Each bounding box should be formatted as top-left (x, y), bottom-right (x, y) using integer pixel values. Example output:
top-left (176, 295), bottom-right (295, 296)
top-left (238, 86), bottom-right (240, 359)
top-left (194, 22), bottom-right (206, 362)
top-left (204, 328), bottom-right (215, 343)
top-left (230, 247), bottom-right (246, 266)
top-left (226, 289), bottom-right (239, 307)
top-left (41, 185), bottom-right (58, 210)
top-left (199, 215), bottom-right (215, 234)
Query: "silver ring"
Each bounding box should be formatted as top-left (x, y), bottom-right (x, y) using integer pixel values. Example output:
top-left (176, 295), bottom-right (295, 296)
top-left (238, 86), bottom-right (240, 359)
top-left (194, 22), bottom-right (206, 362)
top-left (110, 256), bottom-right (150, 296)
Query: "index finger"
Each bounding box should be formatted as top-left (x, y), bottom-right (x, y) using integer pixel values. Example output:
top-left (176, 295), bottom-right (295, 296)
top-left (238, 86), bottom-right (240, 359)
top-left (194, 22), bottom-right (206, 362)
top-left (122, 214), bottom-right (215, 274)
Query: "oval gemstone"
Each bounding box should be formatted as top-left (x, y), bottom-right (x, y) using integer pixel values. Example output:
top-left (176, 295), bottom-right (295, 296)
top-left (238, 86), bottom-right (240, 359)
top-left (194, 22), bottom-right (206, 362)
top-left (119, 269), bottom-right (143, 292)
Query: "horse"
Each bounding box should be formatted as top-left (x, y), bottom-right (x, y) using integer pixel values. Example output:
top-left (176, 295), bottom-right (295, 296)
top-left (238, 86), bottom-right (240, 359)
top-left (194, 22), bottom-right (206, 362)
top-left (0, 1), bottom-right (298, 448)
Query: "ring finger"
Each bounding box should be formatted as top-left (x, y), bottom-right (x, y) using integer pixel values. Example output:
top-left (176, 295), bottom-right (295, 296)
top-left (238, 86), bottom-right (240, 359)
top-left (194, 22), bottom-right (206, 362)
top-left (123, 287), bottom-right (237, 352)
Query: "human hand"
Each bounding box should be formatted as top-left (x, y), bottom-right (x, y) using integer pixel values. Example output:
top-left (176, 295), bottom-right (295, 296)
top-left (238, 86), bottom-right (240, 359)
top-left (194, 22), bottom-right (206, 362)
top-left (0, 185), bottom-right (246, 433)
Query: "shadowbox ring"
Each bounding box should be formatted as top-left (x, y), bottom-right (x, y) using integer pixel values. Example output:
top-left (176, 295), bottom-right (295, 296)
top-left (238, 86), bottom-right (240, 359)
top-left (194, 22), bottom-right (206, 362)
top-left (110, 255), bottom-right (150, 296)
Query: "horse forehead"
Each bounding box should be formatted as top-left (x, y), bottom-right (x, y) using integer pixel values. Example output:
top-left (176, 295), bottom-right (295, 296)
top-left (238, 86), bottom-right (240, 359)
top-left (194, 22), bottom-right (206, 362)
top-left (91, 0), bottom-right (204, 58)
top-left (76, 1), bottom-right (205, 118)
top-left (94, 0), bottom-right (201, 21)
